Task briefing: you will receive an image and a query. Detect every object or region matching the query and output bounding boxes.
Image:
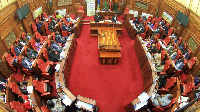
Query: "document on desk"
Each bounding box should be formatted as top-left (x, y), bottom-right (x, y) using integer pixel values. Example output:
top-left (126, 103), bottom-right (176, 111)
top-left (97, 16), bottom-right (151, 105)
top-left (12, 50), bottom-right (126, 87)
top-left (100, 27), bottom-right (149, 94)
top-left (76, 101), bottom-right (93, 110)
top-left (134, 101), bottom-right (148, 111)
top-left (62, 95), bottom-right (72, 106)
top-left (27, 86), bottom-right (33, 93)
top-left (55, 64), bottom-right (61, 72)
top-left (138, 92), bottom-right (149, 103)
top-left (60, 51), bottom-right (65, 59)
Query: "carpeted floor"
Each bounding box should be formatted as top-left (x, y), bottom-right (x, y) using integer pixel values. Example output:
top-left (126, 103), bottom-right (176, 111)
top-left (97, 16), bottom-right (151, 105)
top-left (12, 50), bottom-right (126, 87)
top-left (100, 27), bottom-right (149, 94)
top-left (68, 24), bottom-right (144, 112)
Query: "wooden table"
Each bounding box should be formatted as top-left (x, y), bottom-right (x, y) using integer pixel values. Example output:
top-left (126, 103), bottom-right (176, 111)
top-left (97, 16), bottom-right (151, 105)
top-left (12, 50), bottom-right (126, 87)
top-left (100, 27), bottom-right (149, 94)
top-left (98, 28), bottom-right (122, 64)
top-left (90, 21), bottom-right (123, 37)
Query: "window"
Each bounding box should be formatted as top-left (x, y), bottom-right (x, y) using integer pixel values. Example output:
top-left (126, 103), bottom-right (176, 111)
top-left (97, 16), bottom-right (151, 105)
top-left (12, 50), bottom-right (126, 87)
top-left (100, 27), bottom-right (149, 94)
top-left (58, 0), bottom-right (72, 6)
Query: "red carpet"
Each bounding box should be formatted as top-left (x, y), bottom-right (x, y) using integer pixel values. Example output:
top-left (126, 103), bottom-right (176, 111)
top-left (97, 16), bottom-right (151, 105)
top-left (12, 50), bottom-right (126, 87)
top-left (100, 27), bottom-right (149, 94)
top-left (68, 25), bottom-right (144, 112)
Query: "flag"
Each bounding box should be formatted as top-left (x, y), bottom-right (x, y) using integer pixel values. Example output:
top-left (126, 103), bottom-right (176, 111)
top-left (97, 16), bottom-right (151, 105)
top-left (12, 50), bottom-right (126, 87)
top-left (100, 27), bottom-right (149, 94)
top-left (110, 0), bottom-right (112, 11)
top-left (97, 0), bottom-right (100, 11)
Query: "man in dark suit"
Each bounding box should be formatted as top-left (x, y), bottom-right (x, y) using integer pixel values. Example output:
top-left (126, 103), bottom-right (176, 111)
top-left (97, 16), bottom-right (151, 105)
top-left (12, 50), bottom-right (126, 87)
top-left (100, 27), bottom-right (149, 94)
top-left (47, 47), bottom-right (60, 62)
top-left (50, 40), bottom-right (62, 53)
top-left (17, 81), bottom-right (28, 95)
top-left (14, 44), bottom-right (21, 56)
top-left (21, 56), bottom-right (32, 71)
top-left (62, 22), bottom-right (73, 34)
top-left (175, 58), bottom-right (184, 70)
top-left (55, 31), bottom-right (66, 44)
top-left (148, 44), bottom-right (158, 54)
top-left (48, 22), bottom-right (54, 32)
top-left (158, 74), bottom-right (168, 89)
top-left (94, 12), bottom-right (101, 22)
top-left (26, 48), bottom-right (38, 59)
top-left (112, 14), bottom-right (118, 23)
top-left (170, 49), bottom-right (177, 61)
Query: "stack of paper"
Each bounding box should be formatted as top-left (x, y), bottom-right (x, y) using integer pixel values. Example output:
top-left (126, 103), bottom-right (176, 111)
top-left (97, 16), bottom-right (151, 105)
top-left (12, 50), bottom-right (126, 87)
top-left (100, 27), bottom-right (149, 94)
top-left (55, 64), bottom-right (61, 72)
top-left (62, 95), bottom-right (72, 106)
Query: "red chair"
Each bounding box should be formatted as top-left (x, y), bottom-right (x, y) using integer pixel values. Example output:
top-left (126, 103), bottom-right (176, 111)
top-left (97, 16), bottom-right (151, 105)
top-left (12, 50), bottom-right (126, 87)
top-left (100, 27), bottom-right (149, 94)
top-left (31, 22), bottom-right (37, 34)
top-left (168, 27), bottom-right (174, 36)
top-left (41, 106), bottom-right (51, 112)
top-left (152, 98), bottom-right (176, 112)
top-left (36, 59), bottom-right (54, 80)
top-left (173, 49), bottom-right (181, 62)
top-left (140, 25), bottom-right (149, 39)
top-left (33, 80), bottom-right (53, 99)
top-left (77, 6), bottom-right (84, 14)
top-left (159, 77), bottom-right (177, 93)
top-left (30, 39), bottom-right (38, 51)
top-left (159, 60), bottom-right (171, 75)
top-left (156, 42), bottom-right (161, 51)
top-left (153, 22), bottom-right (158, 30)
top-left (18, 56), bottom-right (32, 76)
top-left (188, 57), bottom-right (197, 69)
top-left (5, 53), bottom-right (17, 72)
top-left (123, 8), bottom-right (129, 19)
top-left (10, 45), bottom-right (16, 56)
top-left (177, 37), bottom-right (182, 46)
top-left (147, 16), bottom-right (152, 23)
top-left (10, 101), bottom-right (26, 112)
top-left (43, 12), bottom-right (48, 18)
top-left (161, 50), bottom-right (166, 61)
top-left (162, 36), bottom-right (171, 46)
top-left (35, 32), bottom-right (47, 44)
top-left (21, 32), bottom-right (26, 41)
top-left (181, 82), bottom-right (194, 96)
top-left (139, 17), bottom-right (143, 24)
top-left (45, 22), bottom-right (51, 35)
top-left (10, 82), bottom-right (22, 95)
top-left (42, 48), bottom-right (58, 65)
top-left (151, 18), bottom-right (156, 24)
top-left (60, 22), bottom-right (69, 37)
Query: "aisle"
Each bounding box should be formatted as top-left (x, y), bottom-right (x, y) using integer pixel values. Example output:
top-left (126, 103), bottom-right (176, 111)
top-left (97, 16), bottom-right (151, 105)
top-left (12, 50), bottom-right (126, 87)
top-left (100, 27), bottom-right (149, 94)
top-left (68, 25), bottom-right (144, 112)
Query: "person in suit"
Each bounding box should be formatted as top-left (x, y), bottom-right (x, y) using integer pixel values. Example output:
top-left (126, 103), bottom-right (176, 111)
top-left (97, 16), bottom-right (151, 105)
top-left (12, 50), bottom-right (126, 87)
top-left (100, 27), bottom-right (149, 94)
top-left (26, 48), bottom-right (38, 59)
top-left (166, 43), bottom-right (174, 54)
top-left (112, 14), bottom-right (118, 23)
top-left (155, 60), bottom-right (165, 72)
top-left (0, 79), bottom-right (7, 92)
top-left (17, 38), bottom-right (26, 49)
top-left (18, 95), bottom-right (32, 110)
top-left (36, 20), bottom-right (43, 34)
top-left (21, 56), bottom-right (32, 71)
top-left (55, 31), bottom-right (66, 44)
top-left (148, 44), bottom-right (158, 54)
top-left (94, 12), bottom-right (101, 22)
top-left (48, 22), bottom-right (54, 32)
top-left (50, 17), bottom-right (57, 26)
top-left (35, 39), bottom-right (43, 51)
top-left (152, 94), bottom-right (173, 107)
top-left (47, 98), bottom-right (66, 112)
top-left (170, 49), bottom-right (177, 61)
top-left (50, 40), bottom-right (62, 53)
top-left (17, 81), bottom-right (28, 95)
top-left (175, 58), bottom-right (184, 70)
top-left (47, 47), bottom-right (60, 62)
top-left (62, 22), bottom-right (73, 34)
top-left (158, 74), bottom-right (168, 89)
top-left (14, 44), bottom-right (21, 56)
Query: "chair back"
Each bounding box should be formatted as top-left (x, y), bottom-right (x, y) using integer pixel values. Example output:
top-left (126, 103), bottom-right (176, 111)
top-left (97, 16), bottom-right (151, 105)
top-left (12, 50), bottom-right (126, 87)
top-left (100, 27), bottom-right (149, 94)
top-left (43, 48), bottom-right (49, 61)
top-left (21, 32), bottom-right (26, 40)
top-left (10, 82), bottom-right (22, 95)
top-left (144, 25), bottom-right (149, 33)
top-left (153, 22), bottom-right (158, 30)
top-left (168, 27), bottom-right (174, 36)
top-left (37, 59), bottom-right (47, 73)
top-left (163, 60), bottom-right (171, 72)
top-left (43, 12), bottom-right (48, 18)
top-left (156, 42), bottom-right (161, 50)
top-left (164, 77), bottom-right (177, 89)
top-left (188, 57), bottom-right (197, 69)
top-left (161, 50), bottom-right (166, 60)
top-left (147, 16), bottom-right (152, 23)
top-left (30, 39), bottom-right (37, 51)
top-left (10, 45), bottom-right (16, 56)
top-left (33, 80), bottom-right (44, 93)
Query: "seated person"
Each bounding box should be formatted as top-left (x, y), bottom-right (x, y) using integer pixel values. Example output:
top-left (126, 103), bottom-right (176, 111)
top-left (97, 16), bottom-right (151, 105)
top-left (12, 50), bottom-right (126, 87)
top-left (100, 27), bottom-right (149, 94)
top-left (152, 94), bottom-right (173, 107)
top-left (170, 33), bottom-right (177, 40)
top-left (21, 56), bottom-right (33, 71)
top-left (66, 14), bottom-right (73, 22)
top-left (112, 14), bottom-right (118, 23)
top-left (47, 47), bottom-right (60, 62)
top-left (136, 23), bottom-right (145, 34)
top-left (47, 98), bottom-right (66, 112)
top-left (48, 22), bottom-right (54, 32)
top-left (62, 22), bottom-right (73, 33)
top-left (17, 39), bottom-right (26, 49)
top-left (55, 12), bottom-right (63, 20)
top-left (166, 43), bottom-right (174, 54)
top-left (183, 51), bottom-right (190, 60)
top-left (175, 58), bottom-right (184, 70)
top-left (26, 48), bottom-right (38, 59)
top-left (153, 26), bottom-right (161, 35)
top-left (94, 12), bottom-right (101, 22)
top-left (148, 44), bottom-right (158, 54)
top-left (36, 20), bottom-right (43, 34)
top-left (162, 25), bottom-right (169, 35)
top-left (170, 49), bottom-right (177, 61)
top-left (133, 17), bottom-right (139, 24)
top-left (0, 91), bottom-right (6, 102)
top-left (17, 81), bottom-right (28, 95)
top-left (35, 39), bottom-right (43, 51)
top-left (14, 44), bottom-right (21, 56)
top-left (155, 60), bottom-right (165, 72)
top-left (18, 95), bottom-right (32, 110)
top-left (50, 17), bottom-right (57, 26)
top-left (55, 31), bottom-right (67, 44)
top-left (0, 79), bottom-right (7, 92)
top-left (50, 40), bottom-right (62, 53)
top-left (158, 74), bottom-right (168, 89)
top-left (24, 34), bottom-right (31, 41)
top-left (194, 77), bottom-right (200, 86)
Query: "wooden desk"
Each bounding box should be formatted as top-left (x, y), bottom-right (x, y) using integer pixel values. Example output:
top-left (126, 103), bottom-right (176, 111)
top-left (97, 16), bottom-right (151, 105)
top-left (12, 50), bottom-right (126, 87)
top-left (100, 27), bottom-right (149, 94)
top-left (98, 28), bottom-right (122, 64)
top-left (90, 21), bottom-right (123, 37)
top-left (97, 11), bottom-right (115, 19)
